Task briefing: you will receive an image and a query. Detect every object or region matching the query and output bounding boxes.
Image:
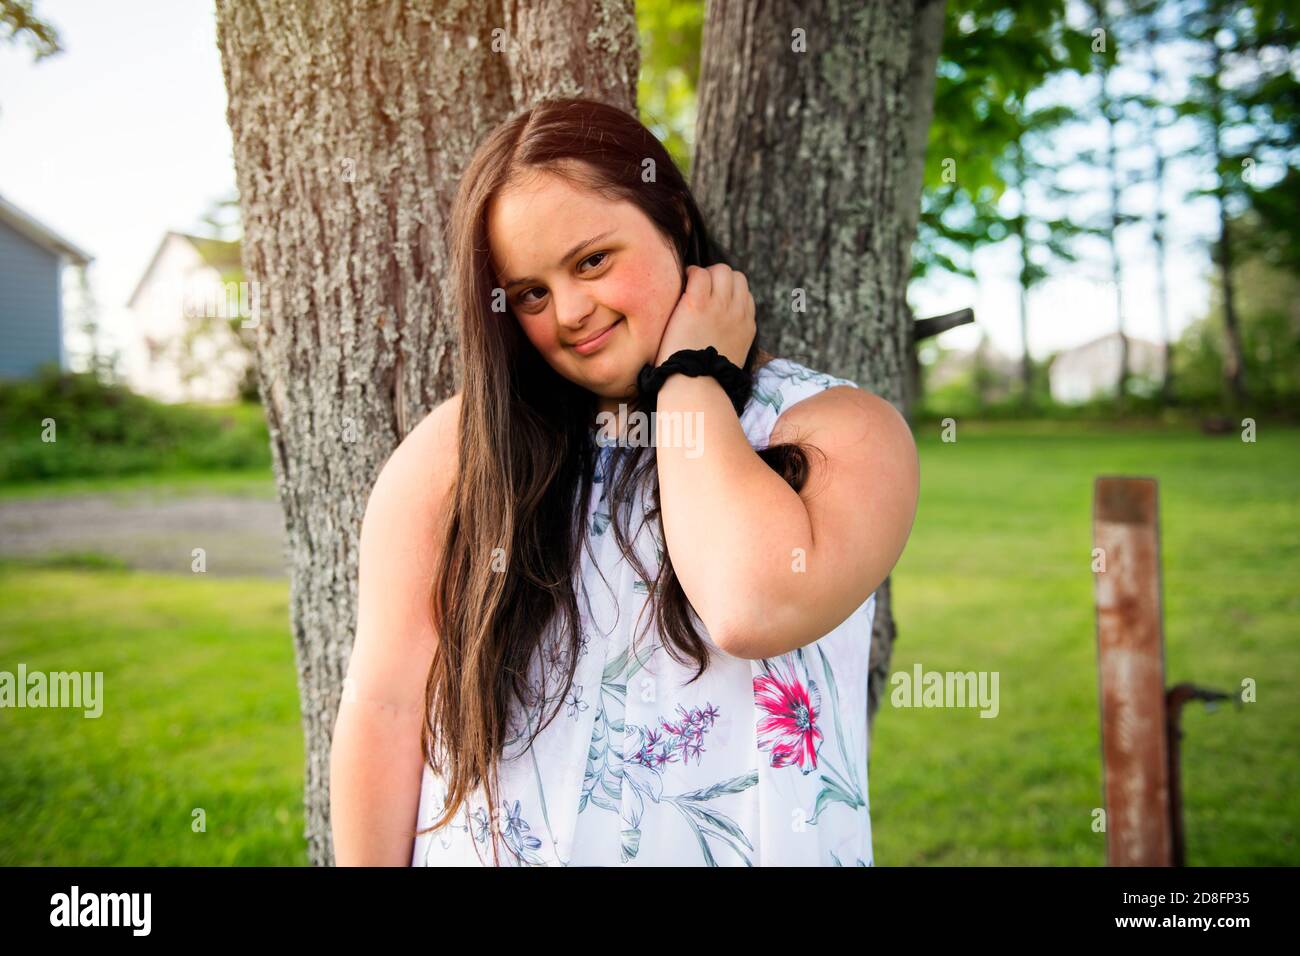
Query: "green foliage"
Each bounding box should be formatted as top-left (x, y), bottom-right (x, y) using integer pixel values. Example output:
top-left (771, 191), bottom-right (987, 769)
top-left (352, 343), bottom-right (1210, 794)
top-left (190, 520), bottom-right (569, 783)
top-left (918, 0), bottom-right (1088, 281)
top-left (0, 366), bottom-right (271, 482)
top-left (919, 358), bottom-right (1070, 422)
top-left (636, 0), bottom-right (704, 177)
top-left (1175, 0), bottom-right (1300, 269)
top-left (1173, 215), bottom-right (1300, 411)
top-left (1227, 0), bottom-right (1300, 275)
top-left (0, 0), bottom-right (61, 60)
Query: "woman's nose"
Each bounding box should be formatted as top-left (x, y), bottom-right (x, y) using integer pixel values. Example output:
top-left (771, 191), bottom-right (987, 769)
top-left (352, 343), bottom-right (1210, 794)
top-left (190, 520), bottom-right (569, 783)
top-left (553, 283), bottom-right (596, 329)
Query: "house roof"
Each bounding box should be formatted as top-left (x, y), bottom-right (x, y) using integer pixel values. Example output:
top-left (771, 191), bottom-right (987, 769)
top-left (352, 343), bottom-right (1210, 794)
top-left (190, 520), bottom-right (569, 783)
top-left (0, 192), bottom-right (93, 265)
top-left (1052, 330), bottom-right (1162, 361)
top-left (126, 231), bottom-right (243, 309)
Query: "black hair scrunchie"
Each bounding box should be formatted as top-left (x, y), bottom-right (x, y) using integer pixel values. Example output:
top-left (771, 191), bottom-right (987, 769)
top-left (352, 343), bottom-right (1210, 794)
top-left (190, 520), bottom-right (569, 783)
top-left (636, 346), bottom-right (749, 417)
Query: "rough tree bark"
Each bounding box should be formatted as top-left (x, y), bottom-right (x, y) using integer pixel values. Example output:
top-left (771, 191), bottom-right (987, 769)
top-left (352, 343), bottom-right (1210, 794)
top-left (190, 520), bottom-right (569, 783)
top-left (214, 0), bottom-right (639, 866)
top-left (692, 0), bottom-right (945, 742)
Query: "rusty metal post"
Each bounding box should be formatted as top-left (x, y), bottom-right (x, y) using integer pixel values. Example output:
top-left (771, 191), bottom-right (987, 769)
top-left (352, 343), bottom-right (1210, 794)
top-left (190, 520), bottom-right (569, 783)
top-left (1092, 476), bottom-right (1173, 866)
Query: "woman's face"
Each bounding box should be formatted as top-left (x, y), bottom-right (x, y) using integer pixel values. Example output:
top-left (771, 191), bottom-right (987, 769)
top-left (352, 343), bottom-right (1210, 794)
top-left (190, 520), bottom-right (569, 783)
top-left (487, 168), bottom-right (684, 411)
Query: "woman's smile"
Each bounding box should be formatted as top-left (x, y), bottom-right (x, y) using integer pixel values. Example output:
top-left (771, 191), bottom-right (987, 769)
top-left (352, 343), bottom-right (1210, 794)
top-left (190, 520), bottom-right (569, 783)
top-left (571, 317), bottom-right (624, 355)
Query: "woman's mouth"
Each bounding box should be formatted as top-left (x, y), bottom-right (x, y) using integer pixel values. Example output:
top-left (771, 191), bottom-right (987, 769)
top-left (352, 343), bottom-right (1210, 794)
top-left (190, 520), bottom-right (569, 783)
top-left (572, 318), bottom-right (623, 355)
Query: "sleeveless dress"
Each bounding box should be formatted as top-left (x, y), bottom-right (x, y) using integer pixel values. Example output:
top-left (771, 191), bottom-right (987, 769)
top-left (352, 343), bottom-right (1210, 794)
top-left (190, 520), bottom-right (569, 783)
top-left (410, 356), bottom-right (878, 866)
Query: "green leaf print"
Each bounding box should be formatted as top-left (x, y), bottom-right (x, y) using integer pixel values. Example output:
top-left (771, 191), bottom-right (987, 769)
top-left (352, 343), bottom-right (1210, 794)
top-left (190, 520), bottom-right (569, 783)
top-left (811, 774), bottom-right (862, 823)
top-left (751, 382), bottom-right (784, 414)
top-left (814, 643), bottom-right (866, 801)
top-left (621, 826), bottom-right (641, 860)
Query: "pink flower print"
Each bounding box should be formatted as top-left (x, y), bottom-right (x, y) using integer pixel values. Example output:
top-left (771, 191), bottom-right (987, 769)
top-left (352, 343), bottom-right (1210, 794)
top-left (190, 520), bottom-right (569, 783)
top-left (627, 703), bottom-right (720, 771)
top-left (754, 655), bottom-right (823, 774)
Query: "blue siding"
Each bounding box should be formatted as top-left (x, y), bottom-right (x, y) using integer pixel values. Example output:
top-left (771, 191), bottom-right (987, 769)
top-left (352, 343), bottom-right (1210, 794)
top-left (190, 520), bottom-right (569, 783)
top-left (0, 219), bottom-right (64, 380)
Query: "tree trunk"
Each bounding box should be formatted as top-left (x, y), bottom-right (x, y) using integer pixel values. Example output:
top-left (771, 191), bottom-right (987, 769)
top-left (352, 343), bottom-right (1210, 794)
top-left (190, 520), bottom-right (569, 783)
top-left (1087, 0), bottom-right (1130, 406)
top-left (1012, 139), bottom-right (1033, 404)
top-left (1144, 18), bottom-right (1175, 404)
top-left (1208, 34), bottom-right (1247, 407)
top-left (692, 0), bottom-right (945, 742)
top-left (214, 0), bottom-right (638, 867)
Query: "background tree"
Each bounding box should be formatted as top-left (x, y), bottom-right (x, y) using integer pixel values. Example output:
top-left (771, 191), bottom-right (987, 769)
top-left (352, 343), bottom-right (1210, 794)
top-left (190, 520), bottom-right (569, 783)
top-left (1, 0), bottom-right (60, 113)
top-left (1003, 101), bottom-right (1086, 405)
top-left (0, 0), bottom-right (60, 59)
top-left (68, 263), bottom-right (121, 384)
top-left (914, 0), bottom-right (1087, 407)
top-left (917, 0), bottom-right (1087, 278)
top-left (1177, 0), bottom-right (1256, 406)
top-left (692, 0), bottom-right (947, 737)
top-left (1127, 0), bottom-right (1181, 401)
top-left (215, 0), bottom-right (640, 867)
top-left (1174, 0), bottom-right (1300, 409)
top-left (1220, 1), bottom-right (1300, 283)
top-left (1175, 207), bottom-right (1300, 409)
top-left (1081, 0), bottom-right (1141, 406)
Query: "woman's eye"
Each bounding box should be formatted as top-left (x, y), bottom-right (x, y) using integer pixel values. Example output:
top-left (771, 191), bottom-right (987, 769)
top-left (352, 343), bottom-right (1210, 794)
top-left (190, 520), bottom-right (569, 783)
top-left (516, 253), bottom-right (609, 306)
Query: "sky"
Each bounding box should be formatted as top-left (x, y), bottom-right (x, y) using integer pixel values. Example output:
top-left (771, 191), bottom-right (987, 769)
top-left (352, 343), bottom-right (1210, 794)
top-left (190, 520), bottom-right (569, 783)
top-left (0, 0), bottom-right (1229, 372)
top-left (0, 1), bottom-right (234, 365)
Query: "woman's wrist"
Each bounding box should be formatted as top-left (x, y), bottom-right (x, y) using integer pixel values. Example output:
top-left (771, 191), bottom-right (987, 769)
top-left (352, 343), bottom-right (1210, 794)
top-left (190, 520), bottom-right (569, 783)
top-left (640, 346), bottom-right (749, 417)
top-left (657, 368), bottom-right (722, 403)
top-left (655, 342), bottom-right (747, 369)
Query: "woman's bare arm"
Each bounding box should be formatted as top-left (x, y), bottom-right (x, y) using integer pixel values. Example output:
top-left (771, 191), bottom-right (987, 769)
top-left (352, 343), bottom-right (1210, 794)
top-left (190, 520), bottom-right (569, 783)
top-left (330, 392), bottom-right (461, 866)
top-left (655, 376), bottom-right (917, 660)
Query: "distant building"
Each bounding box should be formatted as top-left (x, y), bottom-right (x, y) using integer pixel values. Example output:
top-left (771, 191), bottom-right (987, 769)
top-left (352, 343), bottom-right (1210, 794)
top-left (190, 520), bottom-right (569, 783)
top-left (0, 193), bottom-right (93, 380)
top-left (124, 231), bottom-right (251, 403)
top-left (1049, 331), bottom-right (1166, 404)
top-left (923, 339), bottom-right (1021, 401)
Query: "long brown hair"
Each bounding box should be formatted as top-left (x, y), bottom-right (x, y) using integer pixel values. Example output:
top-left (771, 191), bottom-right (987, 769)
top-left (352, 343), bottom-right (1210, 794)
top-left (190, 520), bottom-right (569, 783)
top-left (418, 96), bottom-right (815, 865)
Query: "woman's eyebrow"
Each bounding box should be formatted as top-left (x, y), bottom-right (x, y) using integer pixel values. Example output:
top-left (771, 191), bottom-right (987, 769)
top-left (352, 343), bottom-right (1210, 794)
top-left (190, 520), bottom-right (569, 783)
top-left (501, 229), bottom-right (616, 289)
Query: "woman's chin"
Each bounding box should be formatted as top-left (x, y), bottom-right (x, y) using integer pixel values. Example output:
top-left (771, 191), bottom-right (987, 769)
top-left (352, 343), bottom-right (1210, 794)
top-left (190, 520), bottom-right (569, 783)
top-left (573, 351), bottom-right (630, 385)
top-left (578, 366), bottom-right (639, 401)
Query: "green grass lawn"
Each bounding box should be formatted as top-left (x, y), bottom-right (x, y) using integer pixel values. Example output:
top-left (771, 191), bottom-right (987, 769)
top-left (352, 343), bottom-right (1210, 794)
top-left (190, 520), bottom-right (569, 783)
top-left (874, 419), bottom-right (1300, 865)
top-left (0, 561), bottom-right (304, 865)
top-left (0, 466), bottom-right (277, 501)
top-left (0, 420), bottom-right (1295, 865)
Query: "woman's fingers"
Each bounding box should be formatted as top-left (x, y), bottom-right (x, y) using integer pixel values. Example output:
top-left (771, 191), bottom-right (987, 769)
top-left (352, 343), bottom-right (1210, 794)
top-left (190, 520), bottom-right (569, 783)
top-left (707, 263), bottom-right (733, 304)
top-left (687, 263), bottom-right (712, 302)
top-left (736, 271), bottom-right (754, 324)
top-left (687, 263), bottom-right (752, 327)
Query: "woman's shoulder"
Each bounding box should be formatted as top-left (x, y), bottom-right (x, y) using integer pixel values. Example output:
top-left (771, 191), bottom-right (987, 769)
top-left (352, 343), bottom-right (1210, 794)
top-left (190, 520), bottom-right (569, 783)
top-left (742, 354), bottom-right (863, 441)
top-left (403, 390), bottom-right (463, 459)
top-left (363, 391), bottom-right (462, 541)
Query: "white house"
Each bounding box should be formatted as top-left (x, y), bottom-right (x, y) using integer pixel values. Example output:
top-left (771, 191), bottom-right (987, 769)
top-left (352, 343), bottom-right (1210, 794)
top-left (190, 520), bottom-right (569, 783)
top-left (1049, 331), bottom-right (1167, 404)
top-left (925, 341), bottom-right (1020, 392)
top-left (123, 231), bottom-right (253, 403)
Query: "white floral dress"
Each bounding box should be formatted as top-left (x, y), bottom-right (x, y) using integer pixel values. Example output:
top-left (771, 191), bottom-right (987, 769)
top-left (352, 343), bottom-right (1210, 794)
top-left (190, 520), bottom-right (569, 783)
top-left (411, 357), bottom-right (878, 866)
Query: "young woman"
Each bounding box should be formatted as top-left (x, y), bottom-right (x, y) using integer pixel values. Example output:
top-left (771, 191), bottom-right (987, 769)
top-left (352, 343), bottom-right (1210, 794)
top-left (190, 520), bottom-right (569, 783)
top-left (330, 97), bottom-right (918, 867)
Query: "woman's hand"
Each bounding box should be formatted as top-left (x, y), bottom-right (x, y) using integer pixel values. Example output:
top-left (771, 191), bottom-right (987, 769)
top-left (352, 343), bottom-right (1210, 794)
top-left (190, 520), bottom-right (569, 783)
top-left (654, 264), bottom-right (756, 368)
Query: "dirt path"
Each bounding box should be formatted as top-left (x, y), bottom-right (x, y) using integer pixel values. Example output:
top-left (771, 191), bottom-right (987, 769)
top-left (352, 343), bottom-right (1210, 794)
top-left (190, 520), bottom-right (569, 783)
top-left (0, 493), bottom-right (287, 578)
